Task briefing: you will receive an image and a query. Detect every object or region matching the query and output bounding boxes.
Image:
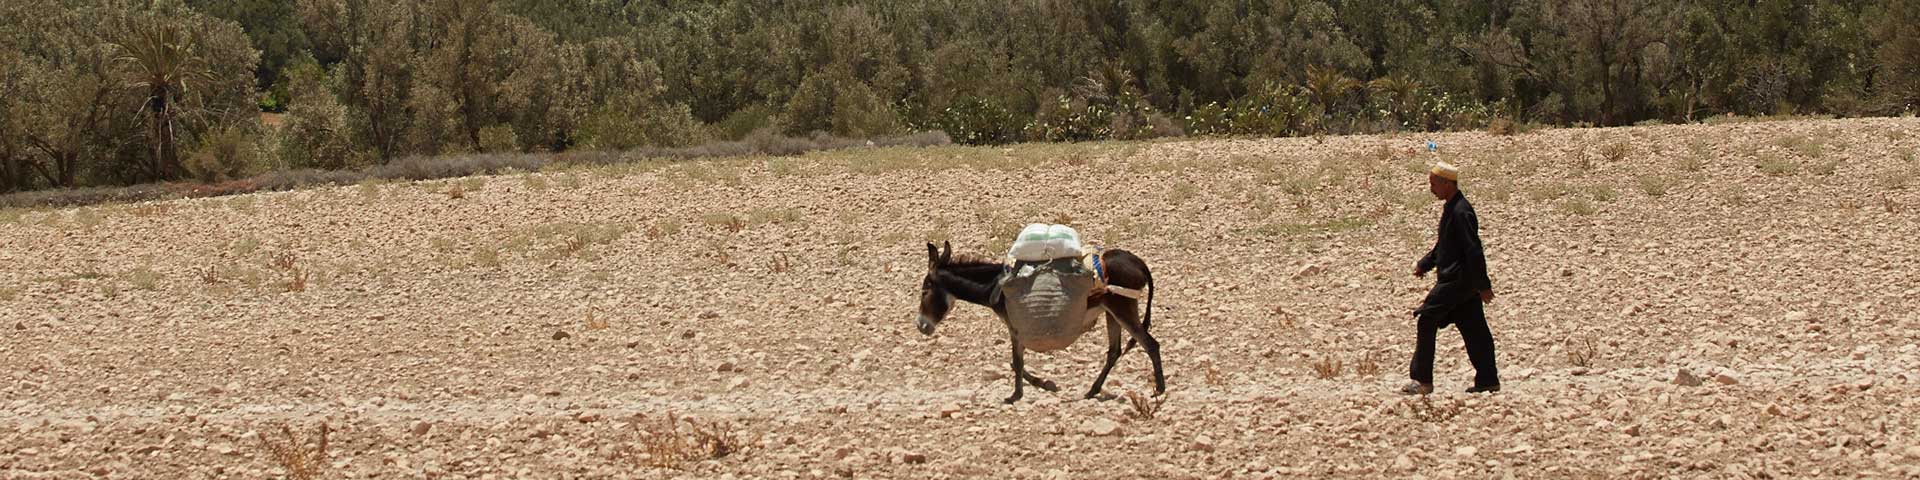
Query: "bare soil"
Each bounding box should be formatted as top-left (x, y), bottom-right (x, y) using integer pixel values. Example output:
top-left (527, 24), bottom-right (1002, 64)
top-left (3, 118), bottom-right (1919, 478)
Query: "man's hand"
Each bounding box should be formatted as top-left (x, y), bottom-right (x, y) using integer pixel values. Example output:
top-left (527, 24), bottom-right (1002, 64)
top-left (1414, 266), bottom-right (1429, 278)
top-left (1479, 289), bottom-right (1495, 303)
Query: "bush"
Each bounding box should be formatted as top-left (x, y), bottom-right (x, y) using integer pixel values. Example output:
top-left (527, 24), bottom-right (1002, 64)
top-left (479, 125), bottom-right (519, 153)
top-left (936, 98), bottom-right (1021, 145)
top-left (185, 125), bottom-right (264, 183)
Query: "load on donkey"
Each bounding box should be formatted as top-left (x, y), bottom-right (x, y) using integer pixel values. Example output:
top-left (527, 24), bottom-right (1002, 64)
top-left (915, 224), bottom-right (1164, 404)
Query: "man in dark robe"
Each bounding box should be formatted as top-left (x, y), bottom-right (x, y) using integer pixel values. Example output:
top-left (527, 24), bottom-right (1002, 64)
top-left (1403, 161), bottom-right (1500, 395)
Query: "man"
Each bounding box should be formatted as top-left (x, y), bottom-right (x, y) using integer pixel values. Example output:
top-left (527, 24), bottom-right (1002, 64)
top-left (1403, 161), bottom-right (1500, 395)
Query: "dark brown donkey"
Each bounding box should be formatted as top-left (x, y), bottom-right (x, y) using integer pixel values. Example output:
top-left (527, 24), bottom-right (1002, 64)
top-left (916, 241), bottom-right (1163, 403)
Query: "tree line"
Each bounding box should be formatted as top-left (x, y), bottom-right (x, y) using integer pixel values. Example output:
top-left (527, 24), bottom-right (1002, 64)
top-left (3, 0), bottom-right (1917, 193)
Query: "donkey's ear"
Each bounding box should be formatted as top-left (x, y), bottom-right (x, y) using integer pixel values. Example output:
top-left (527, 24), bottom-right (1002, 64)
top-left (926, 243), bottom-right (940, 264)
top-left (940, 241), bottom-right (952, 264)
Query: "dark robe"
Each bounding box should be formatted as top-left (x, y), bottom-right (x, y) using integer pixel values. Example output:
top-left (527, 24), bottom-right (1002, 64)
top-left (1411, 191), bottom-right (1499, 388)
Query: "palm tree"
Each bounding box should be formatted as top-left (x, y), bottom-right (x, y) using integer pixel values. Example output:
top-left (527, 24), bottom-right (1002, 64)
top-left (1303, 66), bottom-right (1360, 117)
top-left (112, 17), bottom-right (213, 181)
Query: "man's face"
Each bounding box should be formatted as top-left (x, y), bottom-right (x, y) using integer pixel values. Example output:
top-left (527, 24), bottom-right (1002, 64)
top-left (1428, 175), bottom-right (1453, 200)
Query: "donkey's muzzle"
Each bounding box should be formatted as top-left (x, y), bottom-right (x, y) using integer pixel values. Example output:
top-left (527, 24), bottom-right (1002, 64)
top-left (915, 315), bottom-right (937, 336)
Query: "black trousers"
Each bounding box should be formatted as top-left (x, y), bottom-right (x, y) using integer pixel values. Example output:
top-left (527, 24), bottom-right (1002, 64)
top-left (1410, 299), bottom-right (1499, 387)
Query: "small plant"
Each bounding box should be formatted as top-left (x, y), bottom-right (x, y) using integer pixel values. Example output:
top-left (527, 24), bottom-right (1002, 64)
top-left (622, 413), bottom-right (760, 470)
top-left (766, 253), bottom-right (794, 273)
top-left (199, 264), bottom-right (222, 284)
top-left (559, 173), bottom-right (584, 190)
top-left (258, 423), bottom-right (330, 480)
top-left (0, 208), bottom-right (23, 224)
top-left (524, 174), bottom-right (551, 191)
top-left (746, 208), bottom-right (802, 225)
top-left (1757, 153), bottom-right (1798, 176)
top-left (0, 287), bottom-right (18, 301)
top-left (233, 236), bottom-right (263, 256)
top-left (74, 208), bottom-right (107, 228)
top-left (1353, 350), bottom-right (1385, 377)
top-left (129, 204), bottom-right (173, 217)
top-left (463, 177), bottom-right (488, 193)
top-left (357, 180), bottom-right (382, 201)
top-left (472, 246), bottom-right (501, 268)
top-left (1565, 336), bottom-right (1600, 368)
top-left (1598, 141), bottom-right (1632, 163)
top-left (445, 184), bottom-right (466, 199)
top-left (1585, 185), bottom-right (1619, 202)
top-left (227, 196), bottom-right (256, 213)
top-left (1722, 185), bottom-right (1750, 206)
top-left (1310, 354), bottom-right (1343, 379)
top-left (1125, 391), bottom-right (1164, 420)
top-left (1168, 182), bottom-right (1198, 204)
top-left (1638, 174), bottom-right (1674, 197)
top-left (1808, 159), bottom-right (1840, 176)
top-left (702, 213), bottom-right (746, 233)
top-left (1775, 135), bottom-right (1825, 158)
top-left (586, 306), bottom-right (610, 330)
top-left (648, 218), bottom-right (684, 238)
top-left (1558, 198), bottom-right (1597, 216)
top-left (126, 267), bottom-right (161, 291)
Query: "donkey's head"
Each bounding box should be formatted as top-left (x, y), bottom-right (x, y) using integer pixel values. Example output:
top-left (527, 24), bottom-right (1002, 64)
top-left (916, 241), bottom-right (955, 336)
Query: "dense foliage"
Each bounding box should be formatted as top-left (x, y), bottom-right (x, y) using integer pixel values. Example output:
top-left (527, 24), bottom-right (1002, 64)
top-left (3, 0), bottom-right (1916, 192)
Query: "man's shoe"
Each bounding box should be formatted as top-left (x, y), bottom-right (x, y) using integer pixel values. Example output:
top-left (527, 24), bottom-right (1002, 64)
top-left (1465, 384), bottom-right (1501, 394)
top-left (1400, 382), bottom-right (1434, 395)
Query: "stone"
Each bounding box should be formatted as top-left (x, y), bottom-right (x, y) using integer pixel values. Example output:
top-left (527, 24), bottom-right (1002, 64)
top-left (1393, 454), bottom-right (1416, 471)
top-left (1674, 369), bottom-right (1703, 387)
top-left (410, 421), bottom-right (432, 436)
top-left (939, 403), bottom-right (964, 419)
top-left (900, 451), bottom-right (928, 464)
top-left (551, 330), bottom-right (570, 341)
top-left (1784, 311), bottom-right (1810, 322)
top-left (1080, 418), bottom-right (1122, 437)
top-left (1456, 446), bottom-right (1478, 457)
top-left (1714, 373), bottom-right (1739, 385)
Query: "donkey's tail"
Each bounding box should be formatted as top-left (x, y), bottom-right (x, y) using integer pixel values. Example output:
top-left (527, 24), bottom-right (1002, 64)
top-left (1123, 262), bottom-right (1155, 354)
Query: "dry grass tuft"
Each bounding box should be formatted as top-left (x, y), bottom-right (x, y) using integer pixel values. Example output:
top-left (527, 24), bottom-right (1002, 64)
top-left (1353, 350), bottom-right (1386, 377)
top-left (1757, 153), bottom-right (1798, 176)
top-left (1125, 391), bottom-right (1164, 420)
top-left (1565, 335), bottom-right (1600, 368)
top-left (1638, 174), bottom-right (1675, 197)
top-left (258, 423), bottom-right (330, 480)
top-left (622, 413), bottom-right (760, 470)
top-left (1310, 354), bottom-right (1343, 379)
top-left (1598, 141), bottom-right (1632, 163)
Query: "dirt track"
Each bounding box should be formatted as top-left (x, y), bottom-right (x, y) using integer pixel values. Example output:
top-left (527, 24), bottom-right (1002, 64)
top-left (4, 118), bottom-right (1920, 478)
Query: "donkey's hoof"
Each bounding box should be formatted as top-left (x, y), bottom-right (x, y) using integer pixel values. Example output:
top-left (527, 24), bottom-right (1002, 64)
top-left (1035, 380), bottom-right (1060, 392)
top-left (1002, 395), bottom-right (1021, 404)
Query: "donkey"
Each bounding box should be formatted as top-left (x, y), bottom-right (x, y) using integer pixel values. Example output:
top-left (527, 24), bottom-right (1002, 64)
top-left (916, 241), bottom-right (1163, 404)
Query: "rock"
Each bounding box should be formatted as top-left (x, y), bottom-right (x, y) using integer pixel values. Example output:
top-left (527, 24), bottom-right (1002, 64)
top-left (1190, 435), bottom-right (1216, 453)
top-left (551, 330), bottom-right (570, 341)
top-left (1079, 418), bottom-right (1123, 437)
top-left (939, 403), bottom-right (964, 418)
top-left (697, 312), bottom-right (720, 320)
top-left (1624, 424), bottom-right (1642, 437)
top-left (575, 412), bottom-right (602, 423)
top-left (1674, 368), bottom-right (1703, 387)
top-left (900, 451), bottom-right (928, 464)
top-left (1905, 445), bottom-right (1920, 459)
top-left (728, 377), bottom-right (751, 390)
top-left (1292, 264), bottom-right (1324, 279)
top-left (1393, 454), bottom-right (1416, 471)
top-left (716, 361), bottom-right (736, 373)
top-left (1714, 373), bottom-right (1739, 385)
top-left (1456, 446), bottom-right (1478, 457)
top-left (410, 421), bottom-right (432, 436)
top-left (1784, 311), bottom-right (1810, 322)
top-left (12, 322), bottom-right (22, 330)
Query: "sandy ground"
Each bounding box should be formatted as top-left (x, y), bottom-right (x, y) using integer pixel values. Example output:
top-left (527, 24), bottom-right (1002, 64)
top-left (3, 117), bottom-right (1919, 479)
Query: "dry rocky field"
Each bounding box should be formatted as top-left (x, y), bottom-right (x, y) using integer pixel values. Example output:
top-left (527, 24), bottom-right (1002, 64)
top-left (3, 117), bottom-right (1919, 479)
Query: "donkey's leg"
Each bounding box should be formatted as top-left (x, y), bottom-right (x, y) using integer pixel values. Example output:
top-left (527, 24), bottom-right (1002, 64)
top-left (1085, 316), bottom-right (1125, 399)
top-left (1110, 303), bottom-right (1166, 395)
top-left (1021, 370), bottom-right (1060, 392)
top-left (1005, 335), bottom-right (1026, 404)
